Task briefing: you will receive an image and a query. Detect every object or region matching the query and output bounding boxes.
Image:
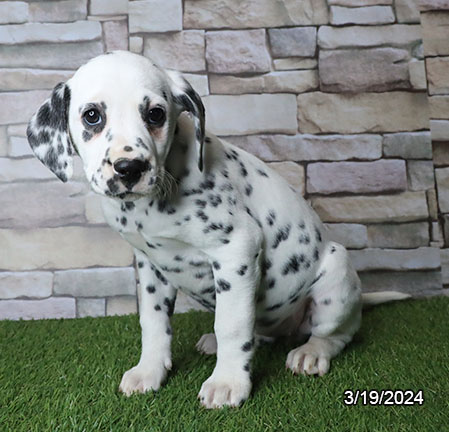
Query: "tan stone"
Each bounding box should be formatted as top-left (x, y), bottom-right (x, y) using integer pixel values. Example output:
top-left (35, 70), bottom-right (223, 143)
top-left (383, 132), bottom-right (432, 159)
top-left (421, 11), bottom-right (449, 56)
top-left (273, 58), bottom-right (317, 71)
top-left (184, 0), bottom-right (328, 29)
top-left (268, 162), bottom-right (305, 194)
top-left (129, 36), bottom-right (143, 54)
top-left (0, 41), bottom-right (104, 69)
top-left (209, 71), bottom-right (318, 94)
top-left (129, 0), bottom-right (181, 33)
top-left (431, 120), bottom-right (449, 140)
top-left (307, 160), bottom-right (407, 194)
top-left (0, 68), bottom-right (73, 91)
top-left (396, 0), bottom-right (420, 22)
top-left (225, 134), bottom-right (382, 162)
top-left (442, 249), bottom-right (449, 284)
top-left (318, 25), bottom-right (422, 49)
top-left (206, 30), bottom-right (271, 74)
top-left (429, 95), bottom-right (449, 119)
top-left (203, 94), bottom-right (298, 135)
top-left (349, 247), bottom-right (440, 271)
top-left (330, 6), bottom-right (394, 25)
top-left (433, 141), bottom-right (449, 166)
top-left (360, 271), bottom-right (442, 294)
top-left (431, 221), bottom-right (444, 247)
top-left (324, 223), bottom-right (368, 249)
top-left (77, 298), bottom-right (106, 318)
top-left (0, 181), bottom-right (88, 229)
top-left (0, 227), bottom-right (134, 271)
top-left (409, 60), bottom-right (427, 90)
top-left (90, 0), bottom-right (128, 15)
top-left (311, 191), bottom-right (428, 223)
top-left (427, 57), bottom-right (449, 95)
top-left (420, 0), bottom-right (449, 11)
top-left (319, 48), bottom-right (410, 92)
top-left (143, 31), bottom-right (205, 72)
top-left (0, 1), bottom-right (28, 24)
top-left (407, 160), bottom-right (435, 191)
top-left (367, 222), bottom-right (430, 248)
top-left (0, 21), bottom-right (101, 45)
top-left (107, 296), bottom-right (137, 316)
top-left (0, 298), bottom-right (76, 320)
top-left (103, 19), bottom-right (128, 51)
top-left (0, 271), bottom-right (53, 299)
top-left (29, 0), bottom-right (87, 23)
top-left (427, 189), bottom-right (439, 220)
top-left (435, 167), bottom-right (449, 212)
top-left (328, 0), bottom-right (392, 4)
top-left (297, 92), bottom-right (429, 134)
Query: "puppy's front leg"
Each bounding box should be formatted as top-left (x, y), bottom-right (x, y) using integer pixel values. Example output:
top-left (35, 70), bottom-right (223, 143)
top-left (199, 240), bottom-right (261, 409)
top-left (119, 249), bottom-right (176, 396)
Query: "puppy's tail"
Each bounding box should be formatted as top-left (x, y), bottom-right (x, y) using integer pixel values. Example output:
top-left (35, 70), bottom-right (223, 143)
top-left (362, 291), bottom-right (411, 309)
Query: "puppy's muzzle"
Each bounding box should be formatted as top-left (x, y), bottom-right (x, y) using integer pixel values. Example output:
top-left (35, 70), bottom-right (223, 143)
top-left (113, 158), bottom-right (150, 190)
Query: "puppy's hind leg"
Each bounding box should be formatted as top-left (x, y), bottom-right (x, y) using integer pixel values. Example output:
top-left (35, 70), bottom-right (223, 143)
top-left (286, 242), bottom-right (362, 376)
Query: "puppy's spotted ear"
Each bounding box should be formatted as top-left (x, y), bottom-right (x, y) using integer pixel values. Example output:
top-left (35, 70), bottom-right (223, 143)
top-left (166, 70), bottom-right (206, 171)
top-left (27, 82), bottom-right (74, 182)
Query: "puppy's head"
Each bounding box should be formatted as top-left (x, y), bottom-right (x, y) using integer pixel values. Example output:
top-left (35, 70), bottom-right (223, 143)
top-left (27, 51), bottom-right (205, 199)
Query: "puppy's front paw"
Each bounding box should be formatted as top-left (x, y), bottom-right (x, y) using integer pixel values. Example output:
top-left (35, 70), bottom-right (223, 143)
top-left (286, 345), bottom-right (330, 377)
top-left (198, 372), bottom-right (251, 409)
top-left (196, 333), bottom-right (217, 355)
top-left (119, 360), bottom-right (171, 396)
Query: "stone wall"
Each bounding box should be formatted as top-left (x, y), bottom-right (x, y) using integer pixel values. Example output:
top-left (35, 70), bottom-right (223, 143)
top-left (0, 0), bottom-right (447, 320)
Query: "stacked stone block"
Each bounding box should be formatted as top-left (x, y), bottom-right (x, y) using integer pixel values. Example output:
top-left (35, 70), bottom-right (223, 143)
top-left (0, 0), bottom-right (447, 320)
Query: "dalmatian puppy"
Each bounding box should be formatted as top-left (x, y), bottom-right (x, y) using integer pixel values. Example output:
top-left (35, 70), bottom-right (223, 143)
top-left (27, 51), bottom-right (408, 409)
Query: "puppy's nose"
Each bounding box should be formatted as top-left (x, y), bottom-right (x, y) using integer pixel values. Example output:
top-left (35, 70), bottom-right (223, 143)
top-left (113, 158), bottom-right (149, 189)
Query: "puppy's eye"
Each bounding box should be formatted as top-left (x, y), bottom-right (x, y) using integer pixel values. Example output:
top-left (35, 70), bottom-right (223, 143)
top-left (83, 108), bottom-right (102, 126)
top-left (147, 107), bottom-right (165, 125)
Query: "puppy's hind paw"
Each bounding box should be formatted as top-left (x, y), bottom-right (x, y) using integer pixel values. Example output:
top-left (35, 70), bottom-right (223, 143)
top-left (196, 333), bottom-right (217, 355)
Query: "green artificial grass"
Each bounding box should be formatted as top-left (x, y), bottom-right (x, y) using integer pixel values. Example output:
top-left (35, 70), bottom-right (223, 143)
top-left (1, 297), bottom-right (449, 432)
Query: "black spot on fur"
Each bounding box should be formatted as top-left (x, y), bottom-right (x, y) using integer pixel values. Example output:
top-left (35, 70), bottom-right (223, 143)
top-left (313, 248), bottom-right (320, 262)
top-left (137, 261), bottom-right (144, 268)
top-left (164, 297), bottom-right (175, 316)
top-left (282, 254), bottom-right (301, 275)
top-left (195, 199), bottom-right (207, 209)
top-left (212, 261), bottom-right (221, 270)
top-left (315, 227), bottom-right (322, 242)
top-left (146, 285), bottom-right (156, 294)
top-left (120, 216), bottom-right (127, 226)
top-left (208, 194), bottom-right (222, 207)
top-left (124, 146), bottom-right (133, 152)
top-left (266, 210), bottom-right (276, 226)
top-left (245, 184), bottom-right (253, 196)
top-left (272, 224), bottom-right (291, 249)
top-left (257, 169), bottom-right (269, 178)
top-left (216, 278), bottom-right (231, 293)
top-left (174, 255), bottom-right (183, 262)
top-left (241, 340), bottom-right (253, 352)
top-left (267, 278), bottom-right (276, 289)
top-left (243, 363), bottom-right (250, 372)
top-left (196, 210), bottom-right (208, 222)
top-left (237, 265), bottom-right (248, 276)
top-left (299, 233), bottom-right (311, 245)
top-left (82, 130), bottom-right (92, 142)
top-left (154, 304), bottom-right (161, 311)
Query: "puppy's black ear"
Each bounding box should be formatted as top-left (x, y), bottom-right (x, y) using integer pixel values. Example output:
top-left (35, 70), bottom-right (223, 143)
top-left (166, 71), bottom-right (206, 172)
top-left (27, 82), bottom-right (74, 182)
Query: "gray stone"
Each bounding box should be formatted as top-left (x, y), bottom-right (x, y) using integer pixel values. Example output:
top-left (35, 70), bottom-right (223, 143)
top-left (273, 58), bottom-right (317, 71)
top-left (328, 0), bottom-right (393, 4)
top-left (396, 0), bottom-right (420, 23)
top-left (324, 223), bottom-right (368, 249)
top-left (0, 298), bottom-right (76, 320)
top-left (9, 136), bottom-right (32, 157)
top-left (319, 48), bottom-right (410, 93)
top-left (54, 267), bottom-right (136, 297)
top-left (0, 158), bottom-right (58, 182)
top-left (0, 227), bottom-right (134, 271)
top-left (144, 31), bottom-right (205, 72)
top-left (427, 189), bottom-right (439, 221)
top-left (409, 60), bottom-right (427, 90)
top-left (311, 191), bottom-right (428, 223)
top-left (433, 142), bottom-right (449, 167)
top-left (268, 27), bottom-right (316, 58)
top-left (103, 19), bottom-right (128, 51)
top-left (0, 271), bottom-right (53, 299)
top-left (350, 247), bottom-right (441, 272)
top-left (430, 120), bottom-right (449, 140)
top-left (267, 162), bottom-right (305, 194)
top-left (107, 296), bottom-right (137, 316)
top-left (183, 74), bottom-right (209, 96)
top-left (444, 215), bottom-right (449, 245)
top-left (77, 298), bottom-right (106, 318)
top-left (383, 132), bottom-right (432, 159)
top-left (184, 0), bottom-right (328, 29)
top-left (0, 21), bottom-right (101, 45)
top-left (307, 160), bottom-right (407, 195)
top-left (429, 95), bottom-right (449, 119)
top-left (206, 30), bottom-right (271, 74)
top-left (90, 0), bottom-right (128, 15)
top-left (225, 134), bottom-right (382, 162)
top-left (297, 92), bottom-right (429, 134)
top-left (367, 222), bottom-right (430, 248)
top-left (435, 167), bottom-right (449, 212)
top-left (318, 25), bottom-right (422, 49)
top-left (0, 42), bottom-right (104, 69)
top-left (85, 193), bottom-right (106, 224)
top-left (421, 12), bottom-right (449, 56)
top-left (420, 0), bottom-right (449, 11)
top-left (412, 42), bottom-right (424, 59)
top-left (0, 181), bottom-right (88, 229)
top-left (427, 57), bottom-right (449, 95)
top-left (7, 124), bottom-right (27, 137)
top-left (129, 36), bottom-right (143, 54)
top-left (360, 271), bottom-right (442, 294)
top-left (0, 1), bottom-right (28, 24)
top-left (442, 249), bottom-right (449, 285)
top-left (0, 127), bottom-right (7, 156)
top-left (0, 68), bottom-right (73, 91)
top-left (203, 94), bottom-right (298, 135)
top-left (209, 71), bottom-right (318, 94)
top-left (29, 0), bottom-right (87, 23)
top-left (0, 90), bottom-right (49, 125)
top-left (330, 6), bottom-right (395, 25)
top-left (407, 161), bottom-right (435, 191)
top-left (431, 221), bottom-right (444, 247)
top-left (129, 0), bottom-right (181, 33)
